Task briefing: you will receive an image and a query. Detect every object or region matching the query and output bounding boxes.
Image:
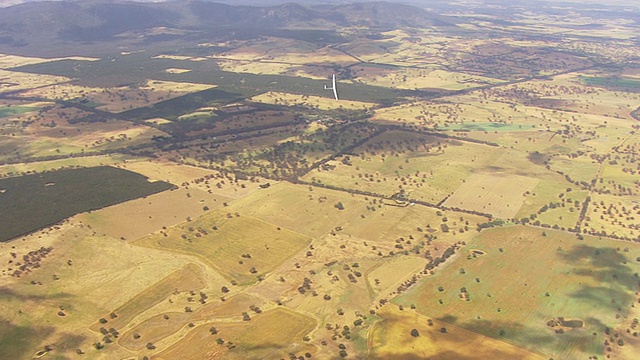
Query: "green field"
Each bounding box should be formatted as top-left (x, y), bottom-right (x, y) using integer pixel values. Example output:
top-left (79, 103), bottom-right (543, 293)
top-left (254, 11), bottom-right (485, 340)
top-left (0, 166), bottom-right (174, 242)
top-left (0, 105), bottom-right (38, 118)
top-left (395, 225), bottom-right (640, 359)
top-left (579, 76), bottom-right (640, 90)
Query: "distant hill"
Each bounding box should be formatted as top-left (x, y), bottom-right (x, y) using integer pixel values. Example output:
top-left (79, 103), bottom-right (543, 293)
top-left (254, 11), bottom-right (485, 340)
top-left (0, 0), bottom-right (459, 54)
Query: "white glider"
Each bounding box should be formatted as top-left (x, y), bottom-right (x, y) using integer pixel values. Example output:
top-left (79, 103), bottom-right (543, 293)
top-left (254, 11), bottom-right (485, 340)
top-left (324, 73), bottom-right (339, 101)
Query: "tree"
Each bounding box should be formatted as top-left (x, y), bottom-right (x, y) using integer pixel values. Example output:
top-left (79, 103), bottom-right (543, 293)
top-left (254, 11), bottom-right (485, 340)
top-left (334, 202), bottom-right (345, 210)
top-left (410, 329), bottom-right (420, 337)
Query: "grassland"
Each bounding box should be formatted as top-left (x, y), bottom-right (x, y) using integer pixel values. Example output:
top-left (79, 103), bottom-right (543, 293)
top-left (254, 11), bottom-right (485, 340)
top-left (0, 105), bottom-right (38, 118)
top-left (443, 173), bottom-right (540, 218)
top-left (249, 91), bottom-right (377, 110)
top-left (90, 263), bottom-right (206, 332)
top-left (1, 1), bottom-right (640, 358)
top-left (154, 307), bottom-right (316, 360)
top-left (134, 209), bottom-right (312, 285)
top-left (395, 226), bottom-right (640, 359)
top-left (369, 305), bottom-right (545, 359)
top-left (17, 80), bottom-right (215, 114)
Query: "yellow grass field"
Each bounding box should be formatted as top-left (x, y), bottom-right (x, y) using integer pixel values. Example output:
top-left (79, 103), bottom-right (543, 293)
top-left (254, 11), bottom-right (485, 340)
top-left (17, 80), bottom-right (214, 113)
top-left (77, 187), bottom-right (233, 241)
top-left (369, 305), bottom-right (545, 359)
top-left (249, 91), bottom-right (376, 110)
top-left (134, 210), bottom-right (312, 284)
top-left (582, 193), bottom-right (640, 240)
top-left (0, 69), bottom-right (70, 93)
top-left (215, 59), bottom-right (327, 79)
top-left (154, 307), bottom-right (316, 360)
top-left (442, 173), bottom-right (540, 219)
top-left (164, 68), bottom-right (192, 74)
top-left (0, 154), bottom-right (129, 177)
top-left (353, 67), bottom-right (501, 91)
top-left (145, 117), bottom-right (173, 125)
top-left (367, 256), bottom-right (428, 299)
top-left (215, 59), bottom-right (295, 75)
top-left (0, 53), bottom-right (98, 69)
top-left (90, 263), bottom-right (206, 331)
top-left (153, 54), bottom-right (208, 61)
top-left (212, 38), bottom-right (357, 65)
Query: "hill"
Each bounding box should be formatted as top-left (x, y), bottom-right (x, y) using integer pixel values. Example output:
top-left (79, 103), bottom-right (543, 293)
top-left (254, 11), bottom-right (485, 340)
top-left (0, 0), bottom-right (458, 55)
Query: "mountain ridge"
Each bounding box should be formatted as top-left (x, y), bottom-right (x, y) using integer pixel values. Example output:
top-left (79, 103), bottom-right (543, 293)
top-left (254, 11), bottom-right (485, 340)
top-left (0, 0), bottom-right (458, 54)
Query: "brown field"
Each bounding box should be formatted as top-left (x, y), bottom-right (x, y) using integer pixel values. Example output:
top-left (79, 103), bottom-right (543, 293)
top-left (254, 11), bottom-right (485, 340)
top-left (195, 293), bottom-right (263, 319)
top-left (226, 181), bottom-right (486, 245)
top-left (442, 173), bottom-right (540, 219)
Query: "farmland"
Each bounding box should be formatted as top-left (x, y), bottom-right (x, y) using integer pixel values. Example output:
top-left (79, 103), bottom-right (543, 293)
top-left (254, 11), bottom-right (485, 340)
top-left (0, 0), bottom-right (639, 359)
top-left (0, 166), bottom-right (174, 242)
top-left (394, 226), bottom-right (640, 359)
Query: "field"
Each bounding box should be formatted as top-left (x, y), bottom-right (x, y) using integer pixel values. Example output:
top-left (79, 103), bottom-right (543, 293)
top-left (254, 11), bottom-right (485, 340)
top-left (154, 307), bottom-right (316, 360)
top-left (0, 105), bottom-right (39, 118)
top-left (248, 91), bottom-right (377, 110)
top-left (134, 209), bottom-right (313, 285)
top-left (369, 305), bottom-right (545, 359)
top-left (0, 166), bottom-right (174, 242)
top-left (17, 80), bottom-right (215, 113)
top-left (1, 1), bottom-right (640, 359)
top-left (395, 226), bottom-right (640, 359)
top-left (442, 173), bottom-right (540, 218)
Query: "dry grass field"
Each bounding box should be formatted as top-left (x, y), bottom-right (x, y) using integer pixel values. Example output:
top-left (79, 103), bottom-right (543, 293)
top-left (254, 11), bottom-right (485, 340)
top-left (134, 210), bottom-right (312, 285)
top-left (0, 54), bottom-right (98, 69)
top-left (17, 80), bottom-right (214, 113)
top-left (369, 305), bottom-right (545, 359)
top-left (211, 38), bottom-right (358, 65)
top-left (352, 67), bottom-right (502, 91)
top-left (443, 173), bottom-right (540, 219)
top-left (2, 2), bottom-right (640, 358)
top-left (154, 308), bottom-right (315, 360)
top-left (395, 226), bottom-right (640, 359)
top-left (0, 69), bottom-right (70, 93)
top-left (77, 187), bottom-right (232, 241)
top-left (249, 91), bottom-right (376, 110)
